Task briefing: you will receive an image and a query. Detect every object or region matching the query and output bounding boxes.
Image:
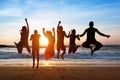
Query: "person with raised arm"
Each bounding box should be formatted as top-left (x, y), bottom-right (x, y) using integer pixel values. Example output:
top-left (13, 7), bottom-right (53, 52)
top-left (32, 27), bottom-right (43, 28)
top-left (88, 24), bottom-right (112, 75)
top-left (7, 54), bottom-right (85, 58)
top-left (43, 27), bottom-right (55, 60)
top-left (68, 29), bottom-right (80, 54)
top-left (14, 18), bottom-right (31, 54)
top-left (57, 21), bottom-right (68, 59)
top-left (79, 21), bottom-right (110, 56)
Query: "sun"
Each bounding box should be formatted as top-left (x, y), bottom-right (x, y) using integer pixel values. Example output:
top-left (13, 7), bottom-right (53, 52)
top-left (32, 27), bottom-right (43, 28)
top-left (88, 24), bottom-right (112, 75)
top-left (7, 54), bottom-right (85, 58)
top-left (40, 36), bottom-right (48, 46)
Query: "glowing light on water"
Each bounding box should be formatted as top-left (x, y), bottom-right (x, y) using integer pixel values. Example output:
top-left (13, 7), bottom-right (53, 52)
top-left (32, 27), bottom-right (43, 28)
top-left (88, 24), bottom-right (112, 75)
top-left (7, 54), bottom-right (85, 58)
top-left (44, 61), bottom-right (49, 66)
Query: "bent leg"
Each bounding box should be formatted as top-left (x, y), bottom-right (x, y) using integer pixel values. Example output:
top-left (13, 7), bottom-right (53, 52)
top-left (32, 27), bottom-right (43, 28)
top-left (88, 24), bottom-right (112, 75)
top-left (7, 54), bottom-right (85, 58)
top-left (25, 44), bottom-right (31, 53)
top-left (61, 45), bottom-right (66, 60)
top-left (14, 42), bottom-right (23, 54)
top-left (73, 45), bottom-right (79, 53)
top-left (93, 41), bottom-right (103, 52)
top-left (82, 41), bottom-right (91, 49)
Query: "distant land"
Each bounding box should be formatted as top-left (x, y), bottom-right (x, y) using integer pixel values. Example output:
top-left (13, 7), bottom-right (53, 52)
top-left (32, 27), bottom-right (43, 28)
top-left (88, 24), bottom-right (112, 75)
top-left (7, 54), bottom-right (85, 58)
top-left (0, 45), bottom-right (15, 48)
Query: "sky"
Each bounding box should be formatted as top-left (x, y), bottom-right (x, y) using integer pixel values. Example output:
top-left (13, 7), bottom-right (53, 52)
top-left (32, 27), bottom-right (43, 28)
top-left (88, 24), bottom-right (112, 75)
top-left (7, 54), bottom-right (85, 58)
top-left (0, 0), bottom-right (120, 46)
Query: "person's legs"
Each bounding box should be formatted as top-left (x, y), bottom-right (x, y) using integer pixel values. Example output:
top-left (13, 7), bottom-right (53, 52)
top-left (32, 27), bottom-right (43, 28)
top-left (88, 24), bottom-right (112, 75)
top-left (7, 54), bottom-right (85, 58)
top-left (82, 41), bottom-right (93, 55)
top-left (36, 50), bottom-right (39, 68)
top-left (25, 44), bottom-right (31, 53)
top-left (82, 41), bottom-right (91, 49)
top-left (14, 42), bottom-right (23, 54)
top-left (68, 46), bottom-right (72, 54)
top-left (92, 41), bottom-right (103, 53)
top-left (73, 45), bottom-right (79, 53)
top-left (61, 45), bottom-right (66, 60)
top-left (57, 45), bottom-right (60, 59)
top-left (32, 50), bottom-right (35, 68)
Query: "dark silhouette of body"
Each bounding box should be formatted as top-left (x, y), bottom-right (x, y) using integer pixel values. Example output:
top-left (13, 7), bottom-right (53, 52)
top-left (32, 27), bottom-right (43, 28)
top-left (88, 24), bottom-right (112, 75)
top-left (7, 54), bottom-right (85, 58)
top-left (79, 21), bottom-right (110, 56)
top-left (68, 29), bottom-right (80, 54)
top-left (30, 30), bottom-right (41, 68)
top-left (57, 21), bottom-right (68, 60)
top-left (43, 27), bottom-right (55, 60)
top-left (14, 18), bottom-right (31, 54)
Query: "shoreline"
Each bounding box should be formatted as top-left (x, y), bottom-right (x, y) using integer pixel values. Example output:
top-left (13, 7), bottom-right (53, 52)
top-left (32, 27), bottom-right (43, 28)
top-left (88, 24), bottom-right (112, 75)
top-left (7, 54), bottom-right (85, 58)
top-left (0, 59), bottom-right (120, 67)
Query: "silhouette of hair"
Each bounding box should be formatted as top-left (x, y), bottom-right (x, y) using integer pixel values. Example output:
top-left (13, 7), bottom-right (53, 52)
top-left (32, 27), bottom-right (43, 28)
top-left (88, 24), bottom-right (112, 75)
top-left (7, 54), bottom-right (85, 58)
top-left (71, 29), bottom-right (76, 35)
top-left (34, 30), bottom-right (38, 34)
top-left (89, 21), bottom-right (94, 28)
top-left (59, 26), bottom-right (63, 31)
top-left (21, 26), bottom-right (27, 31)
top-left (46, 31), bottom-right (52, 37)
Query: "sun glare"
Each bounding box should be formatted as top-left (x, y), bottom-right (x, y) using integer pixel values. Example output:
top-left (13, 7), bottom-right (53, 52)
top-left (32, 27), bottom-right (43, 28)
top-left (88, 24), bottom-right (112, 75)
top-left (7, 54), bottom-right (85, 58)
top-left (41, 36), bottom-right (48, 46)
top-left (44, 62), bottom-right (49, 66)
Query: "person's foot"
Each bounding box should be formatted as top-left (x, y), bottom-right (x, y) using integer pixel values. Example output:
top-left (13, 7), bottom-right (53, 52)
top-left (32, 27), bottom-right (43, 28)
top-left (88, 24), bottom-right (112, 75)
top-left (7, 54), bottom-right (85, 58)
top-left (57, 54), bottom-right (59, 59)
top-left (14, 42), bottom-right (21, 54)
top-left (91, 50), bottom-right (94, 56)
top-left (28, 50), bottom-right (31, 54)
top-left (61, 55), bottom-right (64, 60)
top-left (36, 63), bottom-right (39, 68)
top-left (32, 63), bottom-right (35, 68)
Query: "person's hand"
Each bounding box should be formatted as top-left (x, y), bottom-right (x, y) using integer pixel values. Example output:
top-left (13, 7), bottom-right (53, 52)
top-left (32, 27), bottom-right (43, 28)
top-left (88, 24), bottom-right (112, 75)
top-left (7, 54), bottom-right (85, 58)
top-left (68, 31), bottom-right (70, 35)
top-left (43, 28), bottom-right (45, 31)
top-left (79, 34), bottom-right (81, 37)
top-left (25, 18), bottom-right (27, 21)
top-left (52, 27), bottom-right (55, 32)
top-left (58, 21), bottom-right (61, 24)
top-left (107, 35), bottom-right (110, 38)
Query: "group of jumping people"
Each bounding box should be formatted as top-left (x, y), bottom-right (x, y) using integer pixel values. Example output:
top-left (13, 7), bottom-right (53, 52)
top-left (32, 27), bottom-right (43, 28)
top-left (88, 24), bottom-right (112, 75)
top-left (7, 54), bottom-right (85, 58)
top-left (14, 18), bottom-right (110, 68)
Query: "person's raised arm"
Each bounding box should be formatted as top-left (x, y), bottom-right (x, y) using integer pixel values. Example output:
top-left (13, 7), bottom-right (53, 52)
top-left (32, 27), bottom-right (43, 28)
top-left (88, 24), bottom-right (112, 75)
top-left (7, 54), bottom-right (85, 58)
top-left (64, 31), bottom-right (69, 38)
top-left (25, 18), bottom-right (29, 34)
top-left (30, 35), bottom-right (33, 41)
top-left (43, 28), bottom-right (46, 36)
top-left (79, 29), bottom-right (87, 37)
top-left (96, 29), bottom-right (110, 38)
top-left (67, 31), bottom-right (70, 38)
top-left (57, 21), bottom-right (61, 31)
top-left (52, 27), bottom-right (55, 37)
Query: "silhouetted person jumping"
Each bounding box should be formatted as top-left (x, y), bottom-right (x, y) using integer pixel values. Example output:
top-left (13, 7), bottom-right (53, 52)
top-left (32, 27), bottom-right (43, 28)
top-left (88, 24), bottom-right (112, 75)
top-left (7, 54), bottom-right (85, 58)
top-left (14, 18), bottom-right (31, 54)
top-left (79, 21), bottom-right (110, 56)
top-left (68, 29), bottom-right (80, 54)
top-left (30, 30), bottom-right (41, 68)
top-left (43, 27), bottom-right (55, 60)
top-left (57, 21), bottom-right (68, 60)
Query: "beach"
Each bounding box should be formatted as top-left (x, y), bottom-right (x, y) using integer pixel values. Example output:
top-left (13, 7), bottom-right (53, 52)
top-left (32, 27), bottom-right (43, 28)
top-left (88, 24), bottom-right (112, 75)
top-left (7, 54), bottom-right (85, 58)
top-left (0, 67), bottom-right (120, 80)
top-left (0, 46), bottom-right (120, 80)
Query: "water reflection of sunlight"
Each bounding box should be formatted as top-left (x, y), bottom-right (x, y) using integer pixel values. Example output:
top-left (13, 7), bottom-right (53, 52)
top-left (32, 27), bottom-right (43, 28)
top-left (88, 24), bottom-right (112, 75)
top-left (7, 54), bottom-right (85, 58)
top-left (44, 61), bottom-right (49, 66)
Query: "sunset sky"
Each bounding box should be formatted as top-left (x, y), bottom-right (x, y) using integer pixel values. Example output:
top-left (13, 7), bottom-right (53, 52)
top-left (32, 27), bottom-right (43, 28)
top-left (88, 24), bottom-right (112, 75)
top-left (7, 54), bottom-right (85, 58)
top-left (0, 0), bottom-right (120, 46)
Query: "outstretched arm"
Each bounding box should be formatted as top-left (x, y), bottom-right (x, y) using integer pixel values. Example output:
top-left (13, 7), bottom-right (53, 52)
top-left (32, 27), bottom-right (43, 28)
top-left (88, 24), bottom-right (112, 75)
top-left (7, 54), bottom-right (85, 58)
top-left (76, 34), bottom-right (80, 40)
top-left (96, 29), bottom-right (110, 38)
top-left (25, 18), bottom-right (29, 34)
top-left (79, 29), bottom-right (87, 37)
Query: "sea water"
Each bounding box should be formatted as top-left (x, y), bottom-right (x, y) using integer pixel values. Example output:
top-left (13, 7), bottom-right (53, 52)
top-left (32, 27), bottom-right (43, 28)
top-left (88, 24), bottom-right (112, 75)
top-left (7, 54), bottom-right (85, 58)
top-left (0, 45), bottom-right (120, 67)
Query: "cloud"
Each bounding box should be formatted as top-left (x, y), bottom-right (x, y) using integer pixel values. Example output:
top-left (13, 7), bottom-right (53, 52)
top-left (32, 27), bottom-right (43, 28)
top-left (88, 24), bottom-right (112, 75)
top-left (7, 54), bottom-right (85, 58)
top-left (0, 8), bottom-right (23, 17)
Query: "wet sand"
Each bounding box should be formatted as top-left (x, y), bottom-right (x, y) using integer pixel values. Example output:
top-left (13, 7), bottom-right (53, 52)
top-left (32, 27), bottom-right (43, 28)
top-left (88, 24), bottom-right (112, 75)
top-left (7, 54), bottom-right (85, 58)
top-left (0, 67), bottom-right (120, 80)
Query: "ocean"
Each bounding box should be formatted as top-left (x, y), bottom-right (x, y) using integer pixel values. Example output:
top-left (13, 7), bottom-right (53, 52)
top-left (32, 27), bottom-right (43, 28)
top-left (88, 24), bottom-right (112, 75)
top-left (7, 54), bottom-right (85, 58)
top-left (0, 45), bottom-right (120, 67)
